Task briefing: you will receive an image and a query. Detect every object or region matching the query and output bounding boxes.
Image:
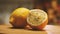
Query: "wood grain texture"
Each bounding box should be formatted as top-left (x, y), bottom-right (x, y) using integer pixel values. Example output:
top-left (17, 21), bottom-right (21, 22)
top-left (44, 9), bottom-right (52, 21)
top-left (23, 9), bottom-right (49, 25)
top-left (0, 24), bottom-right (60, 34)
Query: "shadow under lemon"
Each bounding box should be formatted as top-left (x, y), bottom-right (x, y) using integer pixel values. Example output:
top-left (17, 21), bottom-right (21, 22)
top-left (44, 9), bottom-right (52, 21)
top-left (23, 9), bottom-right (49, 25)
top-left (8, 26), bottom-right (48, 34)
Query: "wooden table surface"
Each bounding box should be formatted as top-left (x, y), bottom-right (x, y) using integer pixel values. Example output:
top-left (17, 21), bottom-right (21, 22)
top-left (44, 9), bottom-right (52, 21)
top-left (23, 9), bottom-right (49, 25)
top-left (0, 24), bottom-right (60, 34)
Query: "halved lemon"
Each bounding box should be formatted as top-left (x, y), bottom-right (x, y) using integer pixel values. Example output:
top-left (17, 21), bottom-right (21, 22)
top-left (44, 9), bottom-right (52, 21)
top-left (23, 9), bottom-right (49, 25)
top-left (27, 9), bottom-right (48, 30)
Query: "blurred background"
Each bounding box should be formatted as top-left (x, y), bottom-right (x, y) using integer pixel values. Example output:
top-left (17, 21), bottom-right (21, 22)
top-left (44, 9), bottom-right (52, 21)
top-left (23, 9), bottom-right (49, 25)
top-left (0, 0), bottom-right (60, 25)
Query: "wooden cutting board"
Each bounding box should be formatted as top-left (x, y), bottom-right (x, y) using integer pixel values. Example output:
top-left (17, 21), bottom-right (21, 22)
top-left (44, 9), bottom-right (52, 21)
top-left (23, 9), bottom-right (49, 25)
top-left (0, 24), bottom-right (60, 34)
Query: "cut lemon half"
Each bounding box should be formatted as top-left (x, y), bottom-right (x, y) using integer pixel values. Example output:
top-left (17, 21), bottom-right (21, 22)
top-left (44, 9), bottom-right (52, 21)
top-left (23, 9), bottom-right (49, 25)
top-left (27, 9), bottom-right (48, 30)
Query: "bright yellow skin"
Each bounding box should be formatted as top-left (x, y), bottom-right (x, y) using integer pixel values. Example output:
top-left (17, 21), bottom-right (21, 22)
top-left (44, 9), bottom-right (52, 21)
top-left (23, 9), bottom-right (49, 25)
top-left (9, 8), bottom-right (30, 28)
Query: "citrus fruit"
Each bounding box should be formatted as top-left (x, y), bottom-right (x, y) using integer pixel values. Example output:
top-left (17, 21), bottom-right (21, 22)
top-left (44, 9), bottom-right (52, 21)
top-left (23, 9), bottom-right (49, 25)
top-left (9, 8), bottom-right (30, 28)
top-left (27, 9), bottom-right (48, 30)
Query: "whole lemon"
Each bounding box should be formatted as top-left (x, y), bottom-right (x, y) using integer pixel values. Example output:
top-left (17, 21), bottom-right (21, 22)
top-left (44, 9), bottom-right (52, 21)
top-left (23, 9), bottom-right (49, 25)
top-left (9, 8), bottom-right (30, 28)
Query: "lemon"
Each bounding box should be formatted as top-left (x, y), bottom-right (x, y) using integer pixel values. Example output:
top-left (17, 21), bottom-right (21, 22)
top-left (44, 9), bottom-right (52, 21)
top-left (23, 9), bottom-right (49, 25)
top-left (9, 8), bottom-right (30, 28)
top-left (27, 9), bottom-right (48, 30)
